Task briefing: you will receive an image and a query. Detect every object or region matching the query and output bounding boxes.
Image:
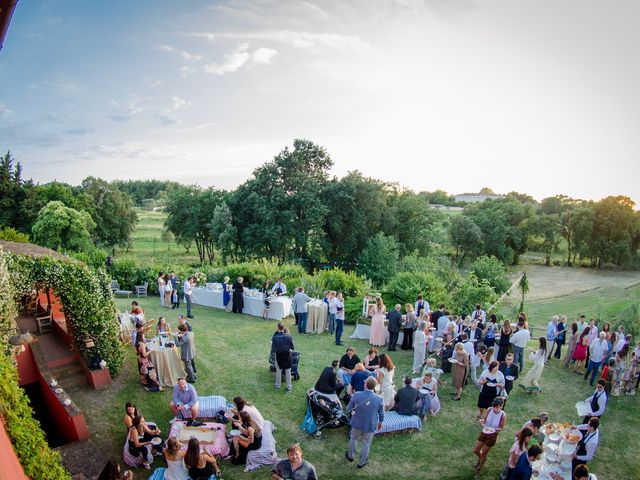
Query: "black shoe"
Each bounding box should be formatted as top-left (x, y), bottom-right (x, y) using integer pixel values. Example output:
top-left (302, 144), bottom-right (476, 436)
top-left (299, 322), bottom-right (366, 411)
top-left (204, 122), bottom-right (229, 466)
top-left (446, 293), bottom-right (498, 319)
top-left (187, 315), bottom-right (194, 319)
top-left (191, 420), bottom-right (203, 427)
top-left (186, 419), bottom-right (194, 427)
top-left (186, 378), bottom-right (196, 384)
top-left (357, 462), bottom-right (367, 468)
top-left (336, 342), bottom-right (344, 346)
top-left (345, 452), bottom-right (354, 462)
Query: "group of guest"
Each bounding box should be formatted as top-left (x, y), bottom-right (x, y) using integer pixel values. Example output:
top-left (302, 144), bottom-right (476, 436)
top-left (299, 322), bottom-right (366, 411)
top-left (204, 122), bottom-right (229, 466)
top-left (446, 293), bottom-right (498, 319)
top-left (157, 271), bottom-right (181, 309)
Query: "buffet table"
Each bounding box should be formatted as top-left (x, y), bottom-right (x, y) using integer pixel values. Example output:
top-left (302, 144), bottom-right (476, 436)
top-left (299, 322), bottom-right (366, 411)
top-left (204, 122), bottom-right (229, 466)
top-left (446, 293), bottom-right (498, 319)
top-left (191, 287), bottom-right (292, 320)
top-left (532, 423), bottom-right (580, 480)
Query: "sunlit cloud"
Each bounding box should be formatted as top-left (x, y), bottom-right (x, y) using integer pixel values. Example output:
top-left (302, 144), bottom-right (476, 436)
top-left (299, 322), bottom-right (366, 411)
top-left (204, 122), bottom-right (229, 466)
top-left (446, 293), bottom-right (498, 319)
top-left (170, 96), bottom-right (191, 110)
top-left (252, 47), bottom-right (278, 64)
top-left (159, 44), bottom-right (203, 62)
top-left (203, 43), bottom-right (251, 75)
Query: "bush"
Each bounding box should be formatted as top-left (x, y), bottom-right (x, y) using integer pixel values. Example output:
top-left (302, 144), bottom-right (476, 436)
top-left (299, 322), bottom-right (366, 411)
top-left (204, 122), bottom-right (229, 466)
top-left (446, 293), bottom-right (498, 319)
top-left (448, 273), bottom-right (499, 316)
top-left (344, 296), bottom-right (363, 324)
top-left (356, 233), bottom-right (400, 287)
top-left (383, 271), bottom-right (452, 311)
top-left (0, 226), bottom-right (29, 243)
top-left (469, 255), bottom-right (511, 294)
top-left (313, 268), bottom-right (367, 298)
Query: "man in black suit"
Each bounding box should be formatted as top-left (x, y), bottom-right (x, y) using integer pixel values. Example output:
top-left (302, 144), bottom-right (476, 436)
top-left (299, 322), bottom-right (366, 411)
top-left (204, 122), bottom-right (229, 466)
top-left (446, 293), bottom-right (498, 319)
top-left (386, 304), bottom-right (403, 351)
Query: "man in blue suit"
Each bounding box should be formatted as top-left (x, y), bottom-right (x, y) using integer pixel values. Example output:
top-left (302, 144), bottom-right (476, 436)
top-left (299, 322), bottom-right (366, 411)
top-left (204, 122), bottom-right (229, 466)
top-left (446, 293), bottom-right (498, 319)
top-left (345, 376), bottom-right (384, 468)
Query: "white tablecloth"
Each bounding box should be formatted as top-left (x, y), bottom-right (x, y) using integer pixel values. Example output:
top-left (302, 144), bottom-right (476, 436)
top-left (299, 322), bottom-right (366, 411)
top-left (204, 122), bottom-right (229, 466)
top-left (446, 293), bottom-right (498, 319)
top-left (191, 288), bottom-right (292, 320)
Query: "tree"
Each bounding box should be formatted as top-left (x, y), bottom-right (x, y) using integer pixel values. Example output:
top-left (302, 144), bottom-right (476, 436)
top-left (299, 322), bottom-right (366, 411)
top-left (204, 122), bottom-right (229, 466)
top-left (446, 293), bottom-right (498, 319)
top-left (356, 232), bottom-right (400, 287)
top-left (448, 215), bottom-right (483, 265)
top-left (231, 139), bottom-right (332, 263)
top-left (470, 255), bottom-right (510, 294)
top-left (164, 186), bottom-right (226, 264)
top-left (161, 229), bottom-right (174, 251)
top-left (0, 151), bottom-right (30, 231)
top-left (31, 201), bottom-right (96, 252)
top-left (209, 202), bottom-right (237, 265)
top-left (590, 196), bottom-right (636, 267)
top-left (79, 177), bottom-right (137, 248)
top-left (518, 272), bottom-right (529, 313)
top-left (20, 181), bottom-right (82, 229)
top-left (528, 213), bottom-right (561, 266)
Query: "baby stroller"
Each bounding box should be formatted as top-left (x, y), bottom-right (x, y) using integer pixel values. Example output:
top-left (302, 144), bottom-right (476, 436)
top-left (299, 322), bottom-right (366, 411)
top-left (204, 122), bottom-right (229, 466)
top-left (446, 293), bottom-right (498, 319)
top-left (269, 349), bottom-right (301, 381)
top-left (305, 389), bottom-right (350, 438)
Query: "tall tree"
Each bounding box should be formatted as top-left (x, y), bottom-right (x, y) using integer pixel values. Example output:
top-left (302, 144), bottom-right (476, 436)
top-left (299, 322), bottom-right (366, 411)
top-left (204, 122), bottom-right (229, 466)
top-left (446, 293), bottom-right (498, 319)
top-left (209, 202), bottom-right (237, 265)
top-left (448, 215), bottom-right (484, 265)
top-left (31, 201), bottom-right (96, 252)
top-left (0, 151), bottom-right (30, 230)
top-left (356, 232), bottom-right (400, 287)
top-left (79, 177), bottom-right (138, 248)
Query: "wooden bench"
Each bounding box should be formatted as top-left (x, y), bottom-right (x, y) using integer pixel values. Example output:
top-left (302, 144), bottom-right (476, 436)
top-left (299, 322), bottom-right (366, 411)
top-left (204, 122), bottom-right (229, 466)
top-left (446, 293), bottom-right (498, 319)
top-left (110, 280), bottom-right (132, 298)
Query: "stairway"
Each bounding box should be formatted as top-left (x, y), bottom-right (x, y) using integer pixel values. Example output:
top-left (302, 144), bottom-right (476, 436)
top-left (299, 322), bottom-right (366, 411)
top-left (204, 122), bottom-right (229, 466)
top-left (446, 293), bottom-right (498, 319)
top-left (50, 358), bottom-right (86, 391)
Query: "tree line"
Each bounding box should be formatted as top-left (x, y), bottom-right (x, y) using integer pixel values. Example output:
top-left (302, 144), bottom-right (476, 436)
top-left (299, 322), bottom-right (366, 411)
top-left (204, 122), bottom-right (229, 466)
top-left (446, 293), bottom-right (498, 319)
top-left (1, 142), bottom-right (639, 273)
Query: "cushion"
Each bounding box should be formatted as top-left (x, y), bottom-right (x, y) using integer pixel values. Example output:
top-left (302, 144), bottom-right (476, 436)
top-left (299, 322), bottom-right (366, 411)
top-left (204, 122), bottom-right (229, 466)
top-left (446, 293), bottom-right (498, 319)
top-left (198, 395), bottom-right (231, 417)
top-left (375, 411), bottom-right (422, 435)
top-left (147, 468), bottom-right (165, 480)
top-left (245, 420), bottom-right (281, 472)
top-left (122, 435), bottom-right (153, 467)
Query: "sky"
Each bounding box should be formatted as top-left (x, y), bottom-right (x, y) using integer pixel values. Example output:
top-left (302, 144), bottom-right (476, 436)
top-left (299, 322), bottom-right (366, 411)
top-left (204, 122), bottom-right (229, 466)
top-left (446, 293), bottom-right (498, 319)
top-left (1, 0), bottom-right (639, 204)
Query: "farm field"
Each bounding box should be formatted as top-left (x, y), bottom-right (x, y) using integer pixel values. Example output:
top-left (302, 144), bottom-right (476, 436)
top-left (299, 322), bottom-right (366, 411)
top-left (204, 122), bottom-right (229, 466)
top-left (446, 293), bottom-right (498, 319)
top-left (72, 266), bottom-right (640, 480)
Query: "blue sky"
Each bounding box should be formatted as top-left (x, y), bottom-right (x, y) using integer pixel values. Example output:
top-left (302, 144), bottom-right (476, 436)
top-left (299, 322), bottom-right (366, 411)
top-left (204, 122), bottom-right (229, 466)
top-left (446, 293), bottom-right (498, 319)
top-left (1, 0), bottom-right (639, 204)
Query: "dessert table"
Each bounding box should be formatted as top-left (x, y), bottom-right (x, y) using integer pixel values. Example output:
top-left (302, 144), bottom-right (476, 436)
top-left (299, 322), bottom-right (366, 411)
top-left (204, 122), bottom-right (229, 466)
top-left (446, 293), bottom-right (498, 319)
top-left (191, 287), bottom-right (292, 320)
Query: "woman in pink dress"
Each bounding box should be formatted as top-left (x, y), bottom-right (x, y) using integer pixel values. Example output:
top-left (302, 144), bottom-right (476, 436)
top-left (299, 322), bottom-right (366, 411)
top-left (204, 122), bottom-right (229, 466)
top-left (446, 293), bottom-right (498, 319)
top-left (369, 297), bottom-right (387, 347)
top-left (572, 326), bottom-right (590, 373)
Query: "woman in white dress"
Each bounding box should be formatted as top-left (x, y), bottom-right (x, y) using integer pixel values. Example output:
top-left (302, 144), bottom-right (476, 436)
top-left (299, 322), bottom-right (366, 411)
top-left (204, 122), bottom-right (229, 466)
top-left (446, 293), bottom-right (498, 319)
top-left (369, 297), bottom-right (387, 347)
top-left (412, 321), bottom-right (429, 373)
top-left (377, 353), bottom-right (396, 410)
top-left (519, 338), bottom-right (547, 393)
top-left (163, 436), bottom-right (188, 480)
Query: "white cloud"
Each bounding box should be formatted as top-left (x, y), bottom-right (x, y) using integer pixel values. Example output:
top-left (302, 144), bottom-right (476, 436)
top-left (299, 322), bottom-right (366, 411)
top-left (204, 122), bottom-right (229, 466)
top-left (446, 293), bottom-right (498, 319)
top-left (0, 102), bottom-right (14, 119)
top-left (159, 44), bottom-right (202, 62)
top-left (171, 96), bottom-right (191, 110)
top-left (192, 30), bottom-right (372, 53)
top-left (252, 47), bottom-right (278, 64)
top-left (204, 43), bottom-right (251, 75)
top-left (144, 77), bottom-right (163, 88)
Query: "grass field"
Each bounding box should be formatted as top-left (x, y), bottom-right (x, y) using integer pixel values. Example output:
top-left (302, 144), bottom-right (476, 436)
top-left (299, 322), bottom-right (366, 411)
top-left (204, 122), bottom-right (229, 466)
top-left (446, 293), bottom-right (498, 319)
top-left (70, 264), bottom-right (640, 480)
top-left (119, 209), bottom-right (199, 265)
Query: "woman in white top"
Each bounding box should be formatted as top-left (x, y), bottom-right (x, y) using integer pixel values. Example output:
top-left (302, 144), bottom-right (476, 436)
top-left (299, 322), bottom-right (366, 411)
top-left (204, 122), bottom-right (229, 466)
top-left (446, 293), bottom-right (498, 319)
top-left (519, 338), bottom-right (547, 393)
top-left (163, 436), bottom-right (188, 480)
top-left (232, 396), bottom-right (265, 429)
top-left (412, 321), bottom-right (429, 373)
top-left (377, 353), bottom-right (396, 410)
top-left (157, 272), bottom-right (166, 307)
top-left (473, 398), bottom-right (506, 475)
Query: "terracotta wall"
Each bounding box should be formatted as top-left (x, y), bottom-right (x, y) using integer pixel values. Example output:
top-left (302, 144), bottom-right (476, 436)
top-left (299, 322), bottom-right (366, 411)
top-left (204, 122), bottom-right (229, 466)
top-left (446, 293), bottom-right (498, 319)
top-left (0, 418), bottom-right (28, 480)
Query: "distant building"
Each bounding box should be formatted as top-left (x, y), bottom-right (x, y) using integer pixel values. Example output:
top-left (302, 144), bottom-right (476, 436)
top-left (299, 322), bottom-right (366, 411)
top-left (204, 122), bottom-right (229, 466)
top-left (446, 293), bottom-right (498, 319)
top-left (454, 193), bottom-right (502, 203)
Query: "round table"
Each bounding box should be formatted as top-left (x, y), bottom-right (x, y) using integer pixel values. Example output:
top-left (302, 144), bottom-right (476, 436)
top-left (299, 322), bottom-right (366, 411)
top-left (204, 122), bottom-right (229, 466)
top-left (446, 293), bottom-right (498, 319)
top-left (147, 344), bottom-right (186, 386)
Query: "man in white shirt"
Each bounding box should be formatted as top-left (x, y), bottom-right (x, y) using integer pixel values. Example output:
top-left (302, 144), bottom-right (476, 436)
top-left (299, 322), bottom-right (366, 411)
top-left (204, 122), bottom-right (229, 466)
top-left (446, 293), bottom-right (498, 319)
top-left (583, 380), bottom-right (607, 421)
top-left (183, 276), bottom-right (195, 319)
top-left (572, 416), bottom-right (600, 472)
top-left (509, 324), bottom-right (531, 373)
top-left (461, 333), bottom-right (478, 384)
top-left (471, 304), bottom-right (486, 329)
top-left (293, 287), bottom-right (312, 334)
top-left (327, 291), bottom-right (338, 335)
top-left (584, 333), bottom-right (608, 386)
top-left (576, 315), bottom-right (587, 335)
top-left (272, 278), bottom-right (287, 296)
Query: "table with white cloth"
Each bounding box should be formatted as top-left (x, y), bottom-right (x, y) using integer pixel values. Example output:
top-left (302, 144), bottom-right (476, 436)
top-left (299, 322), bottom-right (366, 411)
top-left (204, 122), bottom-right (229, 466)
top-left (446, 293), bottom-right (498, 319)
top-left (147, 341), bottom-right (186, 387)
top-left (306, 300), bottom-right (328, 334)
top-left (118, 313), bottom-right (135, 342)
top-left (168, 421), bottom-right (230, 458)
top-left (349, 320), bottom-right (404, 345)
top-left (191, 287), bottom-right (292, 320)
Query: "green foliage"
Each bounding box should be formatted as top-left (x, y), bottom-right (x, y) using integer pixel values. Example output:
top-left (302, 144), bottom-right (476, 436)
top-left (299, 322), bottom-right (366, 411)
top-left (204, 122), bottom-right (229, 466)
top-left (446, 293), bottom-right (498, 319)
top-left (448, 214), bottom-right (483, 265)
top-left (4, 252), bottom-right (124, 374)
top-left (209, 202), bottom-right (237, 265)
top-left (356, 232), bottom-right (400, 287)
top-left (31, 201), bottom-right (96, 252)
top-left (0, 226), bottom-right (29, 243)
top-left (110, 259), bottom-right (156, 290)
top-left (0, 248), bottom-right (18, 355)
top-left (611, 302), bottom-right (639, 337)
top-left (448, 273), bottom-right (499, 315)
top-left (470, 255), bottom-right (510, 294)
top-left (69, 248), bottom-right (108, 270)
top-left (0, 353), bottom-right (71, 479)
top-left (383, 271), bottom-right (452, 312)
top-left (80, 177), bottom-right (138, 249)
top-left (111, 179), bottom-right (181, 206)
top-left (313, 268), bottom-right (367, 298)
top-left (0, 151), bottom-right (29, 231)
top-left (344, 295), bottom-right (363, 324)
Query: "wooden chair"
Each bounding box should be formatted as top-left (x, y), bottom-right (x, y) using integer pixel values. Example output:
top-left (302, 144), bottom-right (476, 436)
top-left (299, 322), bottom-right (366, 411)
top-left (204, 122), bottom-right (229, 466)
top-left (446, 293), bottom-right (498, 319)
top-left (35, 307), bottom-right (53, 334)
top-left (143, 320), bottom-right (154, 338)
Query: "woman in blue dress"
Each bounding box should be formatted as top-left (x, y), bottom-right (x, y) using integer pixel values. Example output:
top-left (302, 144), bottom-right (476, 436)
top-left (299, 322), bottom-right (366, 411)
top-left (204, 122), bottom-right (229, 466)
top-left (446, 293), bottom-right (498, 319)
top-left (222, 276), bottom-right (232, 312)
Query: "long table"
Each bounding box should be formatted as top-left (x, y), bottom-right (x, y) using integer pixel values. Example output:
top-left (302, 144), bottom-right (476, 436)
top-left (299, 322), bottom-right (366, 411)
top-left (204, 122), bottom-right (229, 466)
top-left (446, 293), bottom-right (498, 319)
top-left (191, 288), bottom-right (292, 320)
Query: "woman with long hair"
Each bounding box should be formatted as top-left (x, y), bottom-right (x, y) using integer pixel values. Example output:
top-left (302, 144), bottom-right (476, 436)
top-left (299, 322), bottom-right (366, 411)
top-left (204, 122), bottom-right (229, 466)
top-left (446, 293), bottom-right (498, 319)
top-left (483, 314), bottom-right (499, 348)
top-left (377, 353), bottom-right (396, 409)
top-left (519, 338), bottom-right (547, 393)
top-left (232, 396), bottom-right (265, 428)
top-left (123, 402), bottom-right (138, 431)
top-left (572, 327), bottom-right (591, 373)
top-left (261, 280), bottom-right (271, 320)
top-left (157, 271), bottom-right (166, 307)
top-left (369, 297), bottom-right (387, 347)
top-left (451, 342), bottom-right (470, 400)
top-left (163, 273), bottom-right (172, 308)
top-left (505, 427), bottom-right (534, 479)
top-left (497, 320), bottom-right (512, 362)
top-left (230, 411), bottom-right (262, 466)
top-left (163, 436), bottom-right (188, 480)
top-left (185, 437), bottom-right (221, 479)
top-left (156, 316), bottom-right (171, 335)
top-left (477, 360), bottom-right (505, 419)
top-left (127, 415), bottom-right (152, 470)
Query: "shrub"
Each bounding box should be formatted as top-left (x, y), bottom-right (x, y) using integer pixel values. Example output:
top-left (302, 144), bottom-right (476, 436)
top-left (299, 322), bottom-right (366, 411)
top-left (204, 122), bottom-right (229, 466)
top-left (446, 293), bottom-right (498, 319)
top-left (344, 296), bottom-right (363, 324)
top-left (313, 268), bottom-right (367, 298)
top-left (0, 226), bottom-right (29, 243)
top-left (469, 255), bottom-right (511, 294)
top-left (449, 273), bottom-right (499, 316)
top-left (383, 271), bottom-right (452, 311)
top-left (356, 233), bottom-right (400, 287)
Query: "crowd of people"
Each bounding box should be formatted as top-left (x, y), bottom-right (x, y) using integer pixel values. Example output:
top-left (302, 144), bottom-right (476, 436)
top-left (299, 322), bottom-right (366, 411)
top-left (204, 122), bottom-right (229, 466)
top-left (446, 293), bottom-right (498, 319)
top-left (114, 280), bottom-right (639, 480)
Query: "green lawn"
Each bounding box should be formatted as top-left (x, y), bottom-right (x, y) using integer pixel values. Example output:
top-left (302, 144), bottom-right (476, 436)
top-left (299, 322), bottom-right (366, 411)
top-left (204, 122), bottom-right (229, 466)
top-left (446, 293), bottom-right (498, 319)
top-left (70, 286), bottom-right (640, 480)
top-left (119, 209), bottom-right (199, 265)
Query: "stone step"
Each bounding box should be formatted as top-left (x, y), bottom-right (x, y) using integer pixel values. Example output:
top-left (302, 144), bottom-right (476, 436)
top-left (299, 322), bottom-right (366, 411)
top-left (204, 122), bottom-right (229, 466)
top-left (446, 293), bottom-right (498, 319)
top-left (50, 362), bottom-right (86, 390)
